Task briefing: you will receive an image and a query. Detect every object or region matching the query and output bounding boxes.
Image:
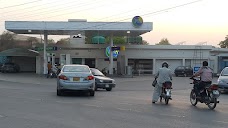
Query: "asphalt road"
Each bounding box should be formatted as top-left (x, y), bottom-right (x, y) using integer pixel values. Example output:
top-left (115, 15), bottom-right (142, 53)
top-left (0, 75), bottom-right (228, 128)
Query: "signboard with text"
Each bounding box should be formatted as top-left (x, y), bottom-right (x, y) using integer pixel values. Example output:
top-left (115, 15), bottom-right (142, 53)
top-left (34, 46), bottom-right (57, 51)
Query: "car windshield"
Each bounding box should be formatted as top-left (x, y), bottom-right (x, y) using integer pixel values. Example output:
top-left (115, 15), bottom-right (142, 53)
top-left (221, 68), bottom-right (228, 76)
top-left (63, 65), bottom-right (90, 72)
top-left (90, 68), bottom-right (104, 76)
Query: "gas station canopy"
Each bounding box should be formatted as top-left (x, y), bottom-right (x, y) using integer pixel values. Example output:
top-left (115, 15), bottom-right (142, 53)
top-left (5, 20), bottom-right (153, 37)
top-left (4, 19), bottom-right (153, 75)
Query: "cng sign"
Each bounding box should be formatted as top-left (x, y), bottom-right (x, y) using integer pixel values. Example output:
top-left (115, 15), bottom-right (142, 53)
top-left (105, 46), bottom-right (119, 58)
top-left (193, 66), bottom-right (200, 74)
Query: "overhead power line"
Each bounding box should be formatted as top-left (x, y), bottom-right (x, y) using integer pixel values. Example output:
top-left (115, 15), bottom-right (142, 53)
top-left (32, 0), bottom-right (204, 30)
top-left (79, 0), bottom-right (204, 30)
top-left (141, 0), bottom-right (203, 17)
top-left (0, 1), bottom-right (62, 15)
top-left (31, 0), bottom-right (122, 21)
top-left (1, 0), bottom-right (203, 31)
top-left (7, 0), bottom-right (107, 20)
top-left (0, 0), bottom-right (42, 9)
top-left (0, 0), bottom-right (109, 22)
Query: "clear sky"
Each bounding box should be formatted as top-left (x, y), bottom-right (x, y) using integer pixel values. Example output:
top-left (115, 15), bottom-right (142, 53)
top-left (0, 0), bottom-right (227, 47)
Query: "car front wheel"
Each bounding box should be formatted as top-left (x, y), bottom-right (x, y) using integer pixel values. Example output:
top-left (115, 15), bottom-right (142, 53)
top-left (57, 89), bottom-right (63, 96)
top-left (106, 87), bottom-right (112, 91)
top-left (89, 90), bottom-right (95, 96)
top-left (95, 85), bottom-right (98, 91)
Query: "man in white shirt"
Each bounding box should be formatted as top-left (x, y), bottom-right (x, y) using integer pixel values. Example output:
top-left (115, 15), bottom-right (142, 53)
top-left (152, 62), bottom-right (172, 104)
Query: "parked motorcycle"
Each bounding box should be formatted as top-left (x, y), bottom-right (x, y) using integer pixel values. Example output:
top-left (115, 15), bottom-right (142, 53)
top-left (190, 77), bottom-right (220, 110)
top-left (160, 81), bottom-right (172, 104)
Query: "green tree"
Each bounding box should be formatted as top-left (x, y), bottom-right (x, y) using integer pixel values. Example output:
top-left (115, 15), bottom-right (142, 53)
top-left (27, 37), bottom-right (39, 43)
top-left (26, 37), bottom-right (40, 48)
top-left (0, 31), bottom-right (15, 51)
top-left (218, 35), bottom-right (228, 48)
top-left (156, 38), bottom-right (171, 45)
top-left (85, 35), bottom-right (92, 44)
top-left (48, 39), bottom-right (55, 44)
top-left (106, 36), bottom-right (126, 44)
top-left (56, 38), bottom-right (70, 45)
top-left (142, 40), bottom-right (149, 45)
top-left (59, 36), bottom-right (147, 45)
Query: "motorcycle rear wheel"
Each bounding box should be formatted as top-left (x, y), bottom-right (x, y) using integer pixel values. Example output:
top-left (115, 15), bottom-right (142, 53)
top-left (207, 96), bottom-right (217, 110)
top-left (190, 90), bottom-right (198, 106)
top-left (165, 98), bottom-right (169, 104)
top-left (160, 96), bottom-right (163, 102)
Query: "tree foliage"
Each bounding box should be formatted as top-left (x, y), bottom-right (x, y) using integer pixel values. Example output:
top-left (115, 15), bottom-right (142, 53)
top-left (85, 35), bottom-right (92, 44)
top-left (27, 37), bottom-right (40, 43)
top-left (50, 36), bottom-right (147, 45)
top-left (142, 40), bottom-right (149, 45)
top-left (48, 39), bottom-right (55, 44)
top-left (156, 38), bottom-right (171, 45)
top-left (26, 37), bottom-right (40, 48)
top-left (0, 31), bottom-right (58, 51)
top-left (0, 31), bottom-right (15, 51)
top-left (56, 38), bottom-right (70, 45)
top-left (106, 36), bottom-right (125, 44)
top-left (218, 35), bottom-right (228, 48)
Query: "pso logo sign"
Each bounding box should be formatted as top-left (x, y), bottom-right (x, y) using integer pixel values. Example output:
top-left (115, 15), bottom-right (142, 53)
top-left (132, 16), bottom-right (143, 28)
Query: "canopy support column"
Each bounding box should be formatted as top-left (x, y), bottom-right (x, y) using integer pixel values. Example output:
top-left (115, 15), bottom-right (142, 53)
top-left (109, 34), bottom-right (113, 75)
top-left (43, 31), bottom-right (48, 75)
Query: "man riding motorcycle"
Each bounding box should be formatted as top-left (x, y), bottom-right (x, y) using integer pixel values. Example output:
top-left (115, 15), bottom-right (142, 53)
top-left (152, 62), bottom-right (172, 104)
top-left (191, 61), bottom-right (213, 99)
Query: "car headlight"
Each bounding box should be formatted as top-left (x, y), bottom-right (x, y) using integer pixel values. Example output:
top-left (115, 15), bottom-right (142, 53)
top-left (99, 80), bottom-right (104, 83)
top-left (112, 80), bottom-right (115, 83)
top-left (218, 79), bottom-right (225, 84)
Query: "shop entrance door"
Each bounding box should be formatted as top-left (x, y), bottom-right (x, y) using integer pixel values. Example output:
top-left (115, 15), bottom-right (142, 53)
top-left (85, 58), bottom-right (95, 68)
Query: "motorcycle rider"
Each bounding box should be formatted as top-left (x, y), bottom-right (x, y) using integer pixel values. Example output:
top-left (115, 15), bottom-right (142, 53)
top-left (191, 61), bottom-right (213, 98)
top-left (101, 67), bottom-right (107, 76)
top-left (152, 62), bottom-right (172, 104)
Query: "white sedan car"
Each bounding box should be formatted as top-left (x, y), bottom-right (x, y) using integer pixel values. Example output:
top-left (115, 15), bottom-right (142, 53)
top-left (57, 64), bottom-right (95, 96)
top-left (217, 67), bottom-right (228, 93)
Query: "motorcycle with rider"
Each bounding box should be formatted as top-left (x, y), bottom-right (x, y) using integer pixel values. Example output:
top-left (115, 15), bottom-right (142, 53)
top-left (48, 64), bottom-right (61, 78)
top-left (152, 62), bottom-right (173, 104)
top-left (190, 61), bottom-right (220, 110)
